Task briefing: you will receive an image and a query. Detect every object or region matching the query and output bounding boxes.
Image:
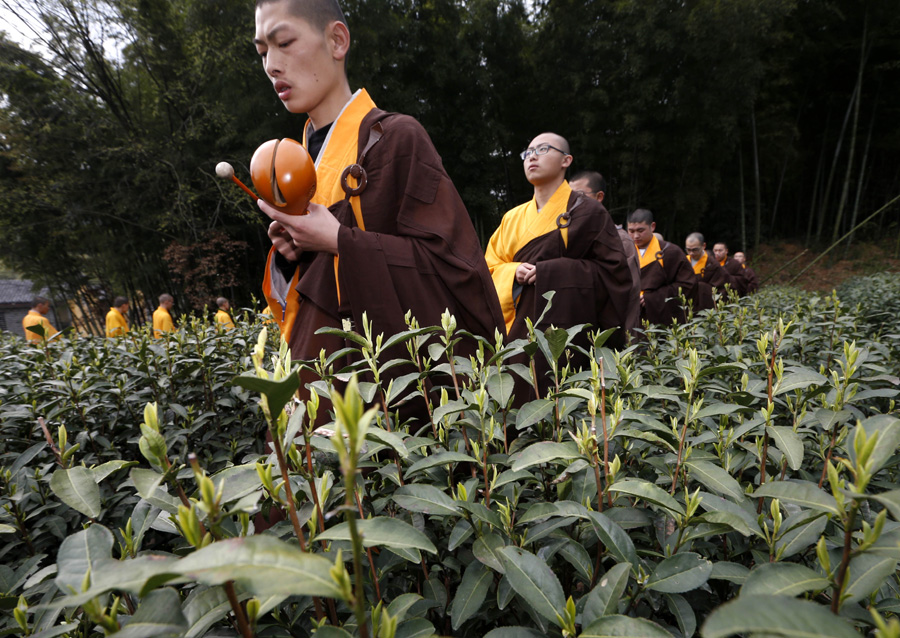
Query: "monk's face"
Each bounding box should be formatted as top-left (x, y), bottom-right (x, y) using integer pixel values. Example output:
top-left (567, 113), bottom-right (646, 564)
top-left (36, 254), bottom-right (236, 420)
top-left (221, 301), bottom-right (231, 311)
top-left (569, 178), bottom-right (603, 203)
top-left (628, 221), bottom-right (655, 249)
top-left (118, 303), bottom-right (129, 314)
top-left (255, 2), bottom-right (346, 118)
top-left (684, 237), bottom-right (704, 258)
top-left (734, 252), bottom-right (746, 264)
top-left (523, 133), bottom-right (571, 186)
top-left (36, 302), bottom-right (50, 315)
top-left (713, 244), bottom-right (728, 262)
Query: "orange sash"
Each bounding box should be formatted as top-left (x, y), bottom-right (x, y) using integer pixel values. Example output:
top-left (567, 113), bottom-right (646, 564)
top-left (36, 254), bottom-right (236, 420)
top-left (637, 235), bottom-right (663, 270)
top-left (263, 89), bottom-right (377, 340)
top-left (689, 251), bottom-right (707, 275)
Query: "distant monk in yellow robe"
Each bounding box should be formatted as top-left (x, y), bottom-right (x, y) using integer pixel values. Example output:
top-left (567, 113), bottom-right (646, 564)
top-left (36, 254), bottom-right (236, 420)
top-left (105, 296), bottom-right (130, 337)
top-left (734, 252), bottom-right (759, 293)
top-left (22, 296), bottom-right (58, 343)
top-left (152, 293), bottom-right (175, 338)
top-left (485, 132), bottom-right (632, 399)
top-left (215, 297), bottom-right (235, 331)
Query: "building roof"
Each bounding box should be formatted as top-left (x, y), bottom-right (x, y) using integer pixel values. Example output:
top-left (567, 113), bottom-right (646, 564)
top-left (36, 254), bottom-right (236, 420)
top-left (0, 279), bottom-right (50, 306)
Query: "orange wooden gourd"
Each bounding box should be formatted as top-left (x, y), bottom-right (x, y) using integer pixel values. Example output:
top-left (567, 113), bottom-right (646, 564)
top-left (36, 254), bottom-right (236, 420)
top-left (250, 138), bottom-right (317, 215)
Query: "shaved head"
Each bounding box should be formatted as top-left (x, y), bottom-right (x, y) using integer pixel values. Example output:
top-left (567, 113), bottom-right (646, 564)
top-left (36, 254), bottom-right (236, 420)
top-left (686, 232), bottom-right (704, 244)
top-left (159, 293), bottom-right (174, 304)
top-left (535, 132), bottom-right (570, 154)
top-left (255, 0), bottom-right (346, 30)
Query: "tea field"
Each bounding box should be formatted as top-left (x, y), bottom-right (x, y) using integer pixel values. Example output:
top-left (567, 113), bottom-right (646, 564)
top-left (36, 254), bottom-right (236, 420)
top-left (2, 276), bottom-right (900, 638)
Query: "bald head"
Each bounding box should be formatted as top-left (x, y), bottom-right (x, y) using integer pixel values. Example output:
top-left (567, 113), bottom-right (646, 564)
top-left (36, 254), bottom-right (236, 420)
top-left (255, 0), bottom-right (346, 30)
top-left (687, 232), bottom-right (704, 244)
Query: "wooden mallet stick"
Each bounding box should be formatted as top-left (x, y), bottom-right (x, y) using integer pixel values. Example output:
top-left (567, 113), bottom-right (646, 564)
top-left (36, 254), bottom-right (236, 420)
top-left (216, 161), bottom-right (258, 201)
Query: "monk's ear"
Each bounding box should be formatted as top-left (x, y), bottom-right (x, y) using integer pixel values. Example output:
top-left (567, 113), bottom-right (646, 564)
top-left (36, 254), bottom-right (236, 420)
top-left (596, 191), bottom-right (605, 203)
top-left (561, 154), bottom-right (573, 169)
top-left (650, 222), bottom-right (656, 232)
top-left (328, 21), bottom-right (350, 61)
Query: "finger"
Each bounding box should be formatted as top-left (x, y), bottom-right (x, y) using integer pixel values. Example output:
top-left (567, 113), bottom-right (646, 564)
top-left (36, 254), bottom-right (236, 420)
top-left (258, 199), bottom-right (294, 226)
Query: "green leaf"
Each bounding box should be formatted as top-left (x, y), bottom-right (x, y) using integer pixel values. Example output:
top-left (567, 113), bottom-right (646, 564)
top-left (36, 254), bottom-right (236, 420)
top-left (130, 468), bottom-right (181, 514)
top-left (581, 615), bottom-right (673, 637)
top-left (685, 460), bottom-right (744, 502)
top-left (182, 586), bottom-right (232, 638)
top-left (709, 562), bottom-right (750, 584)
top-left (395, 618), bottom-right (435, 638)
top-left (232, 370), bottom-right (301, 419)
top-left (387, 593), bottom-right (423, 623)
top-left (841, 554), bottom-right (898, 605)
top-left (645, 552), bottom-right (712, 593)
top-left (870, 490), bottom-right (900, 521)
top-left (694, 403), bottom-right (741, 420)
top-left (773, 368), bottom-right (827, 396)
top-left (665, 593), bottom-right (696, 638)
top-left (487, 372), bottom-right (515, 407)
top-left (483, 628), bottom-right (545, 638)
top-left (775, 514), bottom-right (827, 559)
top-left (116, 588), bottom-right (187, 638)
top-left (701, 595), bottom-right (860, 638)
top-left (393, 484), bottom-right (461, 516)
top-left (585, 511), bottom-right (638, 567)
top-left (0, 524), bottom-right (16, 534)
top-left (752, 480), bottom-right (839, 515)
top-left (608, 479), bottom-right (685, 515)
top-left (91, 460), bottom-right (136, 483)
top-left (497, 546), bottom-right (565, 626)
top-left (55, 524), bottom-right (113, 593)
top-left (404, 451), bottom-right (477, 478)
top-left (49, 467), bottom-right (101, 518)
top-left (314, 627), bottom-right (354, 638)
top-left (769, 426), bottom-right (804, 471)
top-left (582, 563), bottom-right (630, 626)
top-left (317, 517), bottom-right (437, 554)
top-left (741, 563), bottom-right (829, 597)
top-left (473, 532), bottom-right (507, 573)
top-left (173, 535), bottom-right (345, 599)
top-left (450, 561), bottom-right (492, 630)
top-left (852, 415), bottom-right (900, 475)
top-left (509, 441), bottom-right (584, 472)
top-left (515, 399), bottom-right (555, 431)
top-left (366, 427), bottom-right (409, 459)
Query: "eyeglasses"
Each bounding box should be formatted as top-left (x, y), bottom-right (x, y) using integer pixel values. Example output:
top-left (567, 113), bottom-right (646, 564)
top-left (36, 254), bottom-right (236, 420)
top-left (520, 143), bottom-right (569, 160)
top-left (685, 246), bottom-right (704, 254)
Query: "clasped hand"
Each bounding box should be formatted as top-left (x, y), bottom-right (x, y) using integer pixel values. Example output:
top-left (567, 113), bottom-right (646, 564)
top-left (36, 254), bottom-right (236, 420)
top-left (260, 199), bottom-right (341, 259)
top-left (515, 262), bottom-right (537, 285)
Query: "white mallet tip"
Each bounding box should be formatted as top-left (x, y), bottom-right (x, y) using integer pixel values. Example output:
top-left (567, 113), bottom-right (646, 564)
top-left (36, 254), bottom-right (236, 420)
top-left (215, 162), bottom-right (234, 179)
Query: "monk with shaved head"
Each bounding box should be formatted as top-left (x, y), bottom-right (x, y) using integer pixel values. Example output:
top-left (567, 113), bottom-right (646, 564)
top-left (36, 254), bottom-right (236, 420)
top-left (485, 132), bottom-right (632, 399)
top-left (684, 231), bottom-right (734, 310)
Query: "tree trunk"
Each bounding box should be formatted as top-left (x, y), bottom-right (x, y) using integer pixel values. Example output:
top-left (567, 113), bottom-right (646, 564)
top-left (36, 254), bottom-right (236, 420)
top-left (751, 108), bottom-right (762, 251)
top-left (739, 140), bottom-right (747, 252)
top-left (843, 92), bottom-right (878, 258)
top-left (816, 81), bottom-right (860, 243)
top-left (831, 12), bottom-right (870, 246)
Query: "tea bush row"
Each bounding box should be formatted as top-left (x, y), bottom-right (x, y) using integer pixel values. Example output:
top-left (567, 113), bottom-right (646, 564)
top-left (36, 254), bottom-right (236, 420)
top-left (0, 279), bottom-right (898, 638)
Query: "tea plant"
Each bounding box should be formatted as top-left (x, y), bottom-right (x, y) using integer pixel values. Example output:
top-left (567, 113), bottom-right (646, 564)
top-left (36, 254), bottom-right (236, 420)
top-left (0, 282), bottom-right (898, 638)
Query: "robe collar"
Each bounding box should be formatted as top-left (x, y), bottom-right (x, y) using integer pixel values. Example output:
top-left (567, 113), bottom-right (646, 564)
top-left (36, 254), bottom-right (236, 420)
top-left (689, 251), bottom-right (708, 275)
top-left (638, 235), bottom-right (663, 270)
top-left (525, 180), bottom-right (572, 248)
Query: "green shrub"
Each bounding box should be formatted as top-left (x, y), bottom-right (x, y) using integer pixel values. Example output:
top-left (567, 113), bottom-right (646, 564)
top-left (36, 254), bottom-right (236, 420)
top-left (0, 293), bottom-right (898, 637)
top-left (837, 272), bottom-right (900, 334)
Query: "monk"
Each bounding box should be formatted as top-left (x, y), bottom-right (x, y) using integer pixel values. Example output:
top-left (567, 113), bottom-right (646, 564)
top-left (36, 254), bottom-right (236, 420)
top-left (253, 0), bottom-right (505, 415)
top-left (684, 232), bottom-right (733, 310)
top-left (152, 294), bottom-right (175, 338)
top-left (22, 297), bottom-right (58, 343)
top-left (215, 297), bottom-right (236, 331)
top-left (734, 252), bottom-right (759, 293)
top-left (627, 209), bottom-right (695, 325)
top-left (105, 296), bottom-right (130, 337)
top-left (569, 170), bottom-right (641, 335)
top-left (713, 242), bottom-right (748, 296)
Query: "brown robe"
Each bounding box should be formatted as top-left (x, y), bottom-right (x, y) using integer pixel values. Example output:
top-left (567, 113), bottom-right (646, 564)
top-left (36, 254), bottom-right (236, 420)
top-left (617, 228), bottom-right (642, 334)
top-left (720, 257), bottom-right (748, 296)
top-left (505, 194), bottom-right (633, 400)
top-left (268, 109), bottom-right (506, 420)
top-left (639, 241), bottom-right (696, 325)
top-left (743, 264), bottom-right (759, 293)
top-left (690, 251), bottom-right (733, 310)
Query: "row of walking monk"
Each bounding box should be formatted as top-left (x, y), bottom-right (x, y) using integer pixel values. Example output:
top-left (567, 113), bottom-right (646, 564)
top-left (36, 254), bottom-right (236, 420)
top-left (27, 0), bottom-right (761, 405)
top-left (21, 294), bottom-right (236, 342)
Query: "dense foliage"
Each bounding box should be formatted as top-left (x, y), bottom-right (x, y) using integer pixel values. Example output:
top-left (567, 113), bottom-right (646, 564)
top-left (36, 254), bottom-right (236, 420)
top-left (1, 276), bottom-right (900, 637)
top-left (2, 0), bottom-right (900, 326)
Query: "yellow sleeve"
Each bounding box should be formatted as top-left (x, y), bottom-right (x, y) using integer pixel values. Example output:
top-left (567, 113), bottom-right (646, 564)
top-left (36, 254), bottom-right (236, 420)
top-left (484, 222), bottom-right (521, 333)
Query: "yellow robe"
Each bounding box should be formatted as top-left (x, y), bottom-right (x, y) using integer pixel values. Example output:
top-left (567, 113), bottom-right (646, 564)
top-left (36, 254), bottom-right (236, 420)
top-left (484, 181), bottom-right (572, 332)
top-left (215, 309), bottom-right (235, 331)
top-left (152, 306), bottom-right (174, 338)
top-left (22, 310), bottom-right (57, 343)
top-left (105, 308), bottom-right (129, 337)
